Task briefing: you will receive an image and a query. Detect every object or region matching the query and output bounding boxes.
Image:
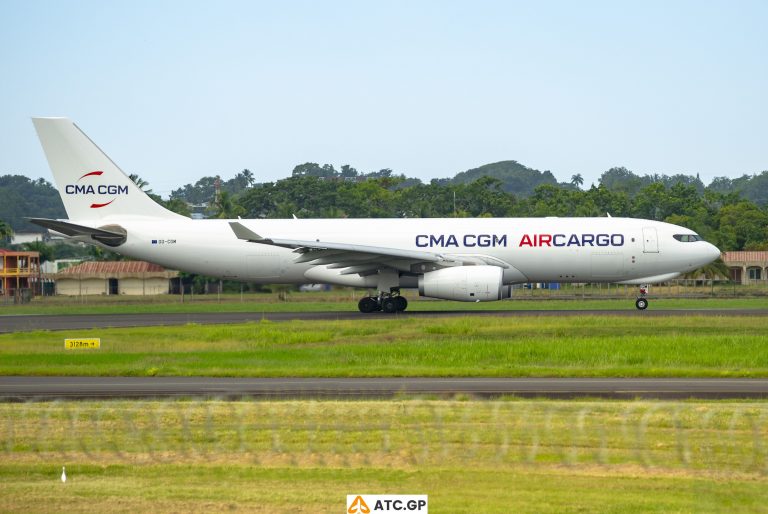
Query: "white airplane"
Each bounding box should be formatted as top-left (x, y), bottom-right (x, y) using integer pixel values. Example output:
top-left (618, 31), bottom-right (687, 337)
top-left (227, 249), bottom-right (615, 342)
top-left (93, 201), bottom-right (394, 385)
top-left (30, 117), bottom-right (721, 312)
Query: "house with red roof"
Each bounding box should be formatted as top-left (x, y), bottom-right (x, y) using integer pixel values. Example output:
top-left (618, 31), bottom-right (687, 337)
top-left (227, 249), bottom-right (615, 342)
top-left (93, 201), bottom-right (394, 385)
top-left (55, 261), bottom-right (178, 296)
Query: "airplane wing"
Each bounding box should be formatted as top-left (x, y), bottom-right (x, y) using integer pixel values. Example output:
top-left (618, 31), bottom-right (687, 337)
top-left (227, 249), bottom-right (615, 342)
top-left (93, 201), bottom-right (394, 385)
top-left (229, 221), bottom-right (509, 275)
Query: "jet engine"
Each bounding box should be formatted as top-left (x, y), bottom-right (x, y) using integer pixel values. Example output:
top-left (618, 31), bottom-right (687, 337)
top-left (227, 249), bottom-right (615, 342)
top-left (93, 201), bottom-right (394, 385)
top-left (418, 266), bottom-right (511, 302)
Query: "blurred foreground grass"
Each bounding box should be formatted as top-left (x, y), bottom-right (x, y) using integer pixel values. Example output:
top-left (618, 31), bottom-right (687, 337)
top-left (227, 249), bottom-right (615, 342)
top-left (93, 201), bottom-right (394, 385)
top-left (1, 399), bottom-right (767, 513)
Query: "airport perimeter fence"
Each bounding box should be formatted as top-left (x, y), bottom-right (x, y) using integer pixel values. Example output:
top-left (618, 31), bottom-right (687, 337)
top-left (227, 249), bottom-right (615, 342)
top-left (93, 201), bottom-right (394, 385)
top-left (6, 279), bottom-right (768, 306)
top-left (2, 398), bottom-right (768, 476)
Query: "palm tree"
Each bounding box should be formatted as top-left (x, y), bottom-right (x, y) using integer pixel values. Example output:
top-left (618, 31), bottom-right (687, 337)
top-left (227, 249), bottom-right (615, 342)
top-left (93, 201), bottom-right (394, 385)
top-left (683, 258), bottom-right (730, 280)
top-left (22, 240), bottom-right (54, 263)
top-left (129, 174), bottom-right (152, 193)
top-left (241, 169), bottom-right (255, 187)
top-left (570, 173), bottom-right (584, 189)
top-left (213, 191), bottom-right (245, 219)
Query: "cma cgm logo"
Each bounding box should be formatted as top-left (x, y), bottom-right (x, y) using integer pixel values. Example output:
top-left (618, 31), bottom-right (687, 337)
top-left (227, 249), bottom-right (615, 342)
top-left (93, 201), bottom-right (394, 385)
top-left (65, 171), bottom-right (129, 208)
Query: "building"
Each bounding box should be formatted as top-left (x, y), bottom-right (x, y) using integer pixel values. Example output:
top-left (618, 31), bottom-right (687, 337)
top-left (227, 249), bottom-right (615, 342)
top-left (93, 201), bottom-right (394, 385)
top-left (55, 261), bottom-right (178, 296)
top-left (0, 249), bottom-right (41, 300)
top-left (722, 251), bottom-right (768, 285)
top-left (9, 232), bottom-right (46, 245)
top-left (40, 259), bottom-right (83, 275)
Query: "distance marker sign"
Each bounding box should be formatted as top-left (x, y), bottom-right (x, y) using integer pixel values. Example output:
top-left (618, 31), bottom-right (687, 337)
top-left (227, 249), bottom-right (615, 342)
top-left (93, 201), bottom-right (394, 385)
top-left (64, 338), bottom-right (100, 350)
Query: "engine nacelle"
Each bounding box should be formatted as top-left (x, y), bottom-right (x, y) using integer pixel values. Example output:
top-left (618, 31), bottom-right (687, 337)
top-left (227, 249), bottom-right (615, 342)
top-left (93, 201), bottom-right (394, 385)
top-left (418, 266), bottom-right (511, 302)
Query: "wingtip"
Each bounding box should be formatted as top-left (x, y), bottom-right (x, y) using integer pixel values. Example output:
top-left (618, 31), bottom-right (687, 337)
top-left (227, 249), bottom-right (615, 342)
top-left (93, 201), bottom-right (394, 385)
top-left (229, 221), bottom-right (264, 241)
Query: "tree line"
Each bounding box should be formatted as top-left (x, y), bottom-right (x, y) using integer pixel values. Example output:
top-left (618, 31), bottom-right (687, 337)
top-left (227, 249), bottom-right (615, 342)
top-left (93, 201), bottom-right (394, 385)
top-left (2, 160), bottom-right (768, 253)
top-left (230, 174), bottom-right (768, 251)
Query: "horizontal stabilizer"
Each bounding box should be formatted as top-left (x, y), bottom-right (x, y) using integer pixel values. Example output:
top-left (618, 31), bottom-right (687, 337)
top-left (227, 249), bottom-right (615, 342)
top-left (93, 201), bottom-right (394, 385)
top-left (29, 218), bottom-right (127, 247)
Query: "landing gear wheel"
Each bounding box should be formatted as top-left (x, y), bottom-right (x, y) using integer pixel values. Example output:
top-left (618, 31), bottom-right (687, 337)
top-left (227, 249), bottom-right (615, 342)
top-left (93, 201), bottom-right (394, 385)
top-left (394, 296), bottom-right (408, 312)
top-left (635, 298), bottom-right (649, 310)
top-left (381, 297), bottom-right (398, 313)
top-left (358, 297), bottom-right (379, 313)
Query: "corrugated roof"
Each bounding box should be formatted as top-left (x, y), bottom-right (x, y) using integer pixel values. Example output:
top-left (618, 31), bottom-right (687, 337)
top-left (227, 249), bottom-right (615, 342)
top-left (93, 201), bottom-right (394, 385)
top-left (59, 261), bottom-right (169, 274)
top-left (723, 251), bottom-right (768, 263)
top-left (0, 249), bottom-right (40, 256)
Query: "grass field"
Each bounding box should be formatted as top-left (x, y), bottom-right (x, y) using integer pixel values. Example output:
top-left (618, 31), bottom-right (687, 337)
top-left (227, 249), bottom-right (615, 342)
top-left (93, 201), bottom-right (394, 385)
top-left (3, 297), bottom-right (768, 511)
top-left (2, 399), bottom-right (767, 513)
top-left (2, 292), bottom-right (768, 315)
top-left (1, 315), bottom-right (767, 377)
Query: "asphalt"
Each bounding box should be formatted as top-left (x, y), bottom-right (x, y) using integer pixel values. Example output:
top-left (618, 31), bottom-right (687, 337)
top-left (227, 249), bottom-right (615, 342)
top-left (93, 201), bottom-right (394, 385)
top-left (2, 308), bottom-right (767, 333)
top-left (3, 376), bottom-right (768, 400)
top-left (3, 309), bottom-right (768, 401)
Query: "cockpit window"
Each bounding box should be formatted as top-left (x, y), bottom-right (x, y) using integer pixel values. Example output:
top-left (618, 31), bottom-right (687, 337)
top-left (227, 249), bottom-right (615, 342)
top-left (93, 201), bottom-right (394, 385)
top-left (673, 234), bottom-right (702, 242)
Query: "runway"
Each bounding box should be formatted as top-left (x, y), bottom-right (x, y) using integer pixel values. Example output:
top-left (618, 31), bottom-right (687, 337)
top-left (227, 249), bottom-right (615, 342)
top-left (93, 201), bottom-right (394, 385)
top-left (3, 376), bottom-right (768, 400)
top-left (2, 308), bottom-right (767, 333)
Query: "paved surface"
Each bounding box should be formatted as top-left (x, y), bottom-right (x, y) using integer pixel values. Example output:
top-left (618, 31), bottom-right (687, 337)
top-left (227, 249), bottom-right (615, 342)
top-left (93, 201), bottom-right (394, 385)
top-left (2, 308), bottom-right (767, 333)
top-left (3, 376), bottom-right (768, 400)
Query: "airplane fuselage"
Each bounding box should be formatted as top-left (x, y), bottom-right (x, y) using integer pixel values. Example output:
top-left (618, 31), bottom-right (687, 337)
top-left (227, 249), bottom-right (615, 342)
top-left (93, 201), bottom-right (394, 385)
top-left (75, 216), bottom-right (718, 287)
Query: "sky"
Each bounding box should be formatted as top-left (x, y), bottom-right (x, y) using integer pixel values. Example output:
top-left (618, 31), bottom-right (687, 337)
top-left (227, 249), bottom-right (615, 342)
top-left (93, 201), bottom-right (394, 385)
top-left (1, 0), bottom-right (767, 197)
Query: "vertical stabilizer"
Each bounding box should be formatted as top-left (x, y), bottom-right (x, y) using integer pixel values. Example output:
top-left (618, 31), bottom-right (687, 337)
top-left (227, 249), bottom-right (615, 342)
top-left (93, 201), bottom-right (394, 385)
top-left (32, 117), bottom-right (182, 220)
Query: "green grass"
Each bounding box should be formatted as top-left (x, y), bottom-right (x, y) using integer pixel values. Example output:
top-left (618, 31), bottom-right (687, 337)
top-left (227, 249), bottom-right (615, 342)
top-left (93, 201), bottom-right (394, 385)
top-left (2, 315), bottom-right (767, 377)
top-left (1, 399), bottom-right (767, 513)
top-left (2, 292), bottom-right (767, 315)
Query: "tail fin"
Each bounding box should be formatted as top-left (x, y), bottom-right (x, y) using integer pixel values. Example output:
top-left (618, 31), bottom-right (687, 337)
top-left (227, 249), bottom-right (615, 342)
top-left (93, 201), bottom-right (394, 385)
top-left (32, 117), bottom-right (182, 221)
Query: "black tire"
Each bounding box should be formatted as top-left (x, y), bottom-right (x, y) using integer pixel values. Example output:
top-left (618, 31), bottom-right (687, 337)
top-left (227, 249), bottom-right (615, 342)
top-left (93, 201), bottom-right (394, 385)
top-left (635, 298), bottom-right (649, 310)
top-left (394, 296), bottom-right (408, 311)
top-left (358, 297), bottom-right (378, 313)
top-left (381, 297), bottom-right (398, 313)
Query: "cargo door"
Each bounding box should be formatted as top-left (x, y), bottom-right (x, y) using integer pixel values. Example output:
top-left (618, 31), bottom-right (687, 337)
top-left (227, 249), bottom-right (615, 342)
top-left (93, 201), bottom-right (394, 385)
top-left (642, 227), bottom-right (659, 253)
top-left (247, 251), bottom-right (283, 279)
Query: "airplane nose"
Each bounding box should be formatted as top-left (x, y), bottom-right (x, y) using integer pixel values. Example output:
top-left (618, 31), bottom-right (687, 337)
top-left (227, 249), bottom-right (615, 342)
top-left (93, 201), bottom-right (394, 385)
top-left (705, 242), bottom-right (721, 262)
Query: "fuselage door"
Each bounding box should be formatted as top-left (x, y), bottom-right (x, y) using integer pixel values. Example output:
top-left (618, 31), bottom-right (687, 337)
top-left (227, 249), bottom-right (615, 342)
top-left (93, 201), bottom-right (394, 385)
top-left (642, 227), bottom-right (659, 253)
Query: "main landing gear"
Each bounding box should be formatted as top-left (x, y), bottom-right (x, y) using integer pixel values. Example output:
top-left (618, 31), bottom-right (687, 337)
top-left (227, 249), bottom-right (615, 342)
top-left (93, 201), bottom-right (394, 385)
top-left (358, 291), bottom-right (408, 313)
top-left (635, 285), bottom-right (649, 310)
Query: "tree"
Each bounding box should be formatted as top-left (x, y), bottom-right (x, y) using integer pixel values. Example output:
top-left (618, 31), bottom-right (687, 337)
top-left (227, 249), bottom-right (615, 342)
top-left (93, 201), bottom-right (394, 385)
top-left (212, 191), bottom-right (245, 219)
top-left (599, 167), bottom-right (650, 195)
top-left (366, 168), bottom-right (393, 179)
top-left (240, 169), bottom-right (255, 187)
top-left (741, 171), bottom-right (768, 206)
top-left (0, 219), bottom-right (13, 244)
top-left (291, 163), bottom-right (338, 179)
top-left (340, 165), bottom-right (358, 178)
top-left (570, 174), bottom-right (584, 189)
top-left (716, 202), bottom-right (768, 250)
top-left (0, 175), bottom-right (66, 232)
top-left (129, 174), bottom-right (152, 193)
top-left (683, 258), bottom-right (730, 280)
top-left (21, 240), bottom-right (54, 263)
top-left (162, 197), bottom-right (191, 217)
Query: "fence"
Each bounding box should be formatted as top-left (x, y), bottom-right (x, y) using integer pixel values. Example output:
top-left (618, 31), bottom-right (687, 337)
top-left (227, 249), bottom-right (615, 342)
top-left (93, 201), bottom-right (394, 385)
top-left (2, 398), bottom-right (767, 475)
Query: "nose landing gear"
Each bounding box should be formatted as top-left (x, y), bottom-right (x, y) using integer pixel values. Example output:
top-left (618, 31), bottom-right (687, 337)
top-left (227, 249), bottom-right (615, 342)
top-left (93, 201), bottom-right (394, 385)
top-left (357, 290), bottom-right (408, 313)
top-left (635, 285), bottom-right (649, 310)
